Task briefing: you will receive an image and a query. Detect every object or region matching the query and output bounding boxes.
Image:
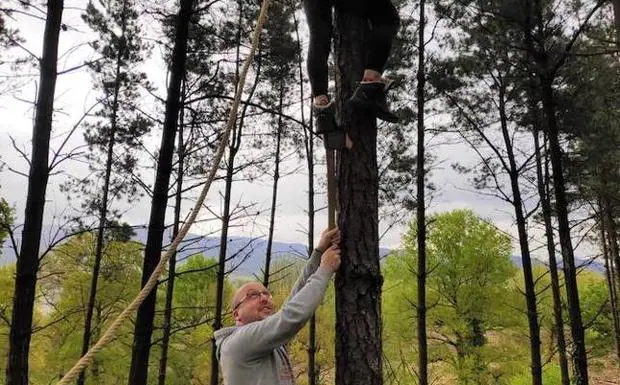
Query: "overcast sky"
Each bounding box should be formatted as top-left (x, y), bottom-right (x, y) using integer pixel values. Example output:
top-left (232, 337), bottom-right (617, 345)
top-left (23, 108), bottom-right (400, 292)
top-left (0, 0), bottom-right (599, 265)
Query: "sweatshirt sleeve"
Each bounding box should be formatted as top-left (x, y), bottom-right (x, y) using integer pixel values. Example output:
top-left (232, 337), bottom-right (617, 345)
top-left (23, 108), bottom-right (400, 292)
top-left (285, 248), bottom-right (322, 303)
top-left (221, 266), bottom-right (332, 361)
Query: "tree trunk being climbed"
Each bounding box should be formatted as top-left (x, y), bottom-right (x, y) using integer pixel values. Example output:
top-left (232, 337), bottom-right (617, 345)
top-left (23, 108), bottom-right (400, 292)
top-left (334, 11), bottom-right (383, 385)
top-left (533, 129), bottom-right (570, 385)
top-left (6, 2), bottom-right (64, 384)
top-left (127, 1), bottom-right (194, 384)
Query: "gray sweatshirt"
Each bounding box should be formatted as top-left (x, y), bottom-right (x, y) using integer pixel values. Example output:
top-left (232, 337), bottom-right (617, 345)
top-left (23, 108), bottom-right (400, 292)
top-left (214, 249), bottom-right (330, 385)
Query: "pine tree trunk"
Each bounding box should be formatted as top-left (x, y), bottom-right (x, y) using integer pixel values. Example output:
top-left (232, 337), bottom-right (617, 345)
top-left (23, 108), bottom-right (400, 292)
top-left (92, 305), bottom-right (102, 381)
top-left (605, 201), bottom-right (620, 307)
top-left (523, 1), bottom-right (588, 381)
top-left (6, 2), bottom-right (64, 384)
top-left (416, 1), bottom-right (428, 384)
top-left (210, 12), bottom-right (262, 382)
top-left (599, 199), bottom-right (620, 362)
top-left (127, 1), bottom-right (194, 383)
top-left (210, 145), bottom-right (236, 385)
top-left (78, 4), bottom-right (129, 383)
top-left (533, 129), bottom-right (570, 385)
top-left (540, 76), bottom-right (589, 385)
top-left (498, 83), bottom-right (542, 385)
top-left (157, 79), bottom-right (186, 385)
top-left (210, 3), bottom-right (243, 382)
top-left (334, 11), bottom-right (382, 385)
top-left (263, 81), bottom-right (284, 288)
top-left (604, 198), bottom-right (620, 360)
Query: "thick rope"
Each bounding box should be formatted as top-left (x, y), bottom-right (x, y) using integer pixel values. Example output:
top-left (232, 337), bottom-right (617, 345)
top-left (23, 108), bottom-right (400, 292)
top-left (56, 1), bottom-right (271, 383)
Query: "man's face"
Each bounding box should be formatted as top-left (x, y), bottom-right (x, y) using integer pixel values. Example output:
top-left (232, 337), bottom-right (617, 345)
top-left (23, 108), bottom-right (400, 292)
top-left (233, 282), bottom-right (274, 325)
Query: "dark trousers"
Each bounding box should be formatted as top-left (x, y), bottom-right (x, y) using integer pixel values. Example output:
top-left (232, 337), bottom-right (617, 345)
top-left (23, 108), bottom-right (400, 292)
top-left (303, 0), bottom-right (400, 97)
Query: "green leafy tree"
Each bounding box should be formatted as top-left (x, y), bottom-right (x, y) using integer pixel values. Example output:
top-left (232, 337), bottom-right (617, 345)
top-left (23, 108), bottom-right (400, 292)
top-left (578, 272), bottom-right (615, 358)
top-left (154, 255), bottom-right (226, 384)
top-left (402, 209), bottom-right (517, 384)
top-left (382, 253), bottom-right (419, 384)
top-left (430, 3), bottom-right (545, 380)
top-left (0, 264), bottom-right (15, 381)
top-left (59, 2), bottom-right (151, 384)
top-left (31, 233), bottom-right (143, 384)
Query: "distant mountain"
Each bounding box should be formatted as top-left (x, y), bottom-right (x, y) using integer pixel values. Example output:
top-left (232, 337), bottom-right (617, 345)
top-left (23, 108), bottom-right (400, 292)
top-left (0, 226), bottom-right (314, 277)
top-left (1, 227), bottom-right (606, 277)
top-left (128, 228), bottom-right (394, 277)
top-left (510, 255), bottom-right (605, 275)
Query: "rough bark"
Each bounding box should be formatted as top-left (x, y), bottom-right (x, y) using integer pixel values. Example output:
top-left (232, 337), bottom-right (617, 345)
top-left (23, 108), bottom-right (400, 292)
top-left (334, 11), bottom-right (382, 385)
top-left (613, 0), bottom-right (620, 47)
top-left (416, 0), bottom-right (428, 384)
top-left (6, 1), bottom-right (64, 384)
top-left (533, 129), bottom-right (570, 385)
top-left (127, 1), bottom-right (193, 383)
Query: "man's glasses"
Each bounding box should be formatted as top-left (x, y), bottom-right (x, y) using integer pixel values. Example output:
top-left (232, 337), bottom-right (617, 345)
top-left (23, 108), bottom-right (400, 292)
top-left (234, 289), bottom-right (272, 310)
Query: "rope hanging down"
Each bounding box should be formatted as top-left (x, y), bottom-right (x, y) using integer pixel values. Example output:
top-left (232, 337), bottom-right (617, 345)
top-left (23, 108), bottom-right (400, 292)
top-left (56, 1), bottom-right (272, 383)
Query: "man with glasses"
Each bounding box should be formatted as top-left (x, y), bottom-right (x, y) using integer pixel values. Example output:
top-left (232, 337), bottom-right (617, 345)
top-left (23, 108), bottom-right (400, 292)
top-left (215, 227), bottom-right (341, 385)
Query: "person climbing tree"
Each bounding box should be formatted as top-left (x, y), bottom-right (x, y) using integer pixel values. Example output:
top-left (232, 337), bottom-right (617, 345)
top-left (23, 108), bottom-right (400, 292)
top-left (214, 227), bottom-right (341, 385)
top-left (303, 0), bottom-right (400, 134)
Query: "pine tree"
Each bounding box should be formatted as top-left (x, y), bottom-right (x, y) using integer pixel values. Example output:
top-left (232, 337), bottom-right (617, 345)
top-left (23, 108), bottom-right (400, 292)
top-left (127, 0), bottom-right (195, 383)
top-left (431, 2), bottom-right (544, 381)
top-left (69, 2), bottom-right (151, 383)
top-left (521, 0), bottom-right (608, 382)
top-left (333, 9), bottom-right (383, 385)
top-left (256, 0), bottom-right (299, 287)
top-left (6, 2), bottom-right (64, 384)
top-left (416, 0), bottom-right (428, 383)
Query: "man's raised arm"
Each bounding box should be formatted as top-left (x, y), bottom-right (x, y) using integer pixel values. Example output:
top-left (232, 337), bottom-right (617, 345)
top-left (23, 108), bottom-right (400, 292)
top-left (286, 227), bottom-right (340, 301)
